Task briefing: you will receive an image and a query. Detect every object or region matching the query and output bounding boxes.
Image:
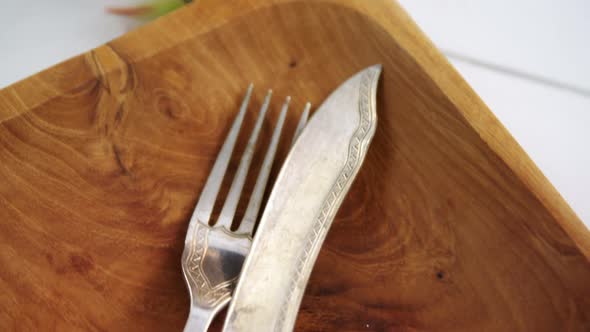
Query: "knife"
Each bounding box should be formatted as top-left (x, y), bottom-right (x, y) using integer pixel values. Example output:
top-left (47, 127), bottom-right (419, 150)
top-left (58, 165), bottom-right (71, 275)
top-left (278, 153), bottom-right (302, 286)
top-left (223, 65), bottom-right (382, 332)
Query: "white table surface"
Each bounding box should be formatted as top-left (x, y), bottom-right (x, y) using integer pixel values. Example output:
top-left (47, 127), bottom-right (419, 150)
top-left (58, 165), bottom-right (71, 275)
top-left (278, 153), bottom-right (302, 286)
top-left (1, 1), bottom-right (589, 227)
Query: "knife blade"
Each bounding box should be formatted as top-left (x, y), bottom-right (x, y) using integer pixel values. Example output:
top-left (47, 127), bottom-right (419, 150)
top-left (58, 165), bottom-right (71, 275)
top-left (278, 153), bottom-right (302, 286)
top-left (223, 65), bottom-right (382, 332)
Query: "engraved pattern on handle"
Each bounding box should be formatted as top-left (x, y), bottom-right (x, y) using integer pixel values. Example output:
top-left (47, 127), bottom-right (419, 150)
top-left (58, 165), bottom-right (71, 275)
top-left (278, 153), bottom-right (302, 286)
top-left (183, 223), bottom-right (234, 308)
top-left (275, 68), bottom-right (379, 329)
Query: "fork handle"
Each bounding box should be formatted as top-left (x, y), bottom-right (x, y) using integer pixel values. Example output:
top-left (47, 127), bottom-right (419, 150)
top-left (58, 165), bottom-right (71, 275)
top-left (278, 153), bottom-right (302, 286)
top-left (183, 306), bottom-right (217, 332)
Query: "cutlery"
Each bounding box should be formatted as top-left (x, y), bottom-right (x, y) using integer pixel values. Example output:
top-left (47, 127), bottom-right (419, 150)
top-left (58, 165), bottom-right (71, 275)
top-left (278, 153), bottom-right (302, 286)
top-left (181, 85), bottom-right (310, 331)
top-left (223, 65), bottom-right (382, 332)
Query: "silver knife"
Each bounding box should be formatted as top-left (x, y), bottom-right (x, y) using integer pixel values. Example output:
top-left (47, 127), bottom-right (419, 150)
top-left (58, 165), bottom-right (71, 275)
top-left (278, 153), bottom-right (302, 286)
top-left (223, 65), bottom-right (382, 332)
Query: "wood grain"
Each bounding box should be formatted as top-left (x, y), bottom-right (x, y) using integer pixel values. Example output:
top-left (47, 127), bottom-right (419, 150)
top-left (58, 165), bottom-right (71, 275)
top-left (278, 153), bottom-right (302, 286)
top-left (1, 0), bottom-right (589, 331)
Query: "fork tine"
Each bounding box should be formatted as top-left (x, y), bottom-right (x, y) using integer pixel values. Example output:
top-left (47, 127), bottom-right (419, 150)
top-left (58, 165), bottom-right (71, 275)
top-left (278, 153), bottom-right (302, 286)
top-left (216, 90), bottom-right (273, 229)
top-left (291, 102), bottom-right (311, 147)
top-left (190, 84), bottom-right (253, 226)
top-left (237, 97), bottom-right (290, 235)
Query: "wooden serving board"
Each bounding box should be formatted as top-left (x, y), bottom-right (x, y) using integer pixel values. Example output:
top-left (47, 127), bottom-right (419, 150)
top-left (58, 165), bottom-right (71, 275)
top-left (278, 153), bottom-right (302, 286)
top-left (1, 0), bottom-right (589, 330)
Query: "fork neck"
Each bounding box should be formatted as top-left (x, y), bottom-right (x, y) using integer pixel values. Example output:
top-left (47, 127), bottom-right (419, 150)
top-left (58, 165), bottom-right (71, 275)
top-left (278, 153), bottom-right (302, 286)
top-left (183, 306), bottom-right (216, 332)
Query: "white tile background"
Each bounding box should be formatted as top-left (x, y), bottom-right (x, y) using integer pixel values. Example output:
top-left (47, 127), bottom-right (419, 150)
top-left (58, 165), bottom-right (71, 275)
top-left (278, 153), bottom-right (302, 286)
top-left (1, 1), bottom-right (588, 226)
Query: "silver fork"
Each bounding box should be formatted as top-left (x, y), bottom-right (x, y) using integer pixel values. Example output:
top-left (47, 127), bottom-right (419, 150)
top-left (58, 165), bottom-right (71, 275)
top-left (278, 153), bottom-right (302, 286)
top-left (181, 84), bottom-right (310, 331)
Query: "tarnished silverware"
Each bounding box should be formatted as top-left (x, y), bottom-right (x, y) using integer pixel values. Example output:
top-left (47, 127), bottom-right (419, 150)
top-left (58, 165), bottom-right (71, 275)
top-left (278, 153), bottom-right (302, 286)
top-left (223, 65), bottom-right (382, 332)
top-left (181, 85), bottom-right (310, 331)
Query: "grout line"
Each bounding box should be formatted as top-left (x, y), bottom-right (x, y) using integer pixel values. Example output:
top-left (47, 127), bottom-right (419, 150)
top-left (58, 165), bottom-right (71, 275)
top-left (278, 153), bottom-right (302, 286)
top-left (443, 49), bottom-right (590, 99)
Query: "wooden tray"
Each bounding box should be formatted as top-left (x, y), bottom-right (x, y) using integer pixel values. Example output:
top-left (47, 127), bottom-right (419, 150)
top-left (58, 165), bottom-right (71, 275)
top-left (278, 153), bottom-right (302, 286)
top-left (1, 0), bottom-right (589, 330)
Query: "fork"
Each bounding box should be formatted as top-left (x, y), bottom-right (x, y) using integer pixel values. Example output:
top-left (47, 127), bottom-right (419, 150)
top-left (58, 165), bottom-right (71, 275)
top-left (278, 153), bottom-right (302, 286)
top-left (181, 84), bottom-right (311, 331)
